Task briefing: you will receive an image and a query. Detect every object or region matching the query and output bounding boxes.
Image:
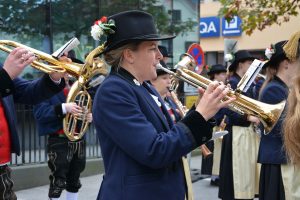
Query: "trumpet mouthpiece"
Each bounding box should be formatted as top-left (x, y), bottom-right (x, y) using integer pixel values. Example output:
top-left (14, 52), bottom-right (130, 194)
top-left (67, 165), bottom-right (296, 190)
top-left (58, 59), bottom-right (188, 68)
top-left (156, 63), bottom-right (175, 75)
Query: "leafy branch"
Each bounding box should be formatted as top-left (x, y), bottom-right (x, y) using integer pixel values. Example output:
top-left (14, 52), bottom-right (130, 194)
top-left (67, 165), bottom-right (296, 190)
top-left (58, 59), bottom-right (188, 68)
top-left (219, 0), bottom-right (300, 35)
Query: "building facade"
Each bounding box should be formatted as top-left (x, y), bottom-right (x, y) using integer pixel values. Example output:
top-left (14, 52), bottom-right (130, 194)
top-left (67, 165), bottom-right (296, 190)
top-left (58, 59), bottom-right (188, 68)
top-left (200, 1), bottom-right (300, 66)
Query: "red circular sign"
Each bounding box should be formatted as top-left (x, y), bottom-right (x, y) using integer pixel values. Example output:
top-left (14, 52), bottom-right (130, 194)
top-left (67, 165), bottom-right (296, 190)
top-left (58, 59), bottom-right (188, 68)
top-left (187, 43), bottom-right (205, 74)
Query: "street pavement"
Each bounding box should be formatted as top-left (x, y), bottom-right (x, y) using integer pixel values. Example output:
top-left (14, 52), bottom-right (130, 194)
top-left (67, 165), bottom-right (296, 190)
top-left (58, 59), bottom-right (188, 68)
top-left (16, 155), bottom-right (220, 200)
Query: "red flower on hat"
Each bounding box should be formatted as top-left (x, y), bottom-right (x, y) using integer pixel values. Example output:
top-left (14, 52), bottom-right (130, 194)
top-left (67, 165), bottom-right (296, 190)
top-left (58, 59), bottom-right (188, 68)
top-left (94, 16), bottom-right (107, 25)
top-left (265, 44), bottom-right (275, 60)
top-left (91, 16), bottom-right (115, 41)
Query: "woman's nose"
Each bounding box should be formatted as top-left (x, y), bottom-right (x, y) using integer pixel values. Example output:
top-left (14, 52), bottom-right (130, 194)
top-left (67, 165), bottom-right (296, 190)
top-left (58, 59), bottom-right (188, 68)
top-left (157, 49), bottom-right (163, 60)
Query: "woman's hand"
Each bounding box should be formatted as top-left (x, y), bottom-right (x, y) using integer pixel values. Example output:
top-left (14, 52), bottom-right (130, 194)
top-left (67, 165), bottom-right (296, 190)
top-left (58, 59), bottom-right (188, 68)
top-left (247, 115), bottom-right (260, 125)
top-left (86, 113), bottom-right (93, 123)
top-left (3, 47), bottom-right (36, 79)
top-left (63, 102), bottom-right (82, 115)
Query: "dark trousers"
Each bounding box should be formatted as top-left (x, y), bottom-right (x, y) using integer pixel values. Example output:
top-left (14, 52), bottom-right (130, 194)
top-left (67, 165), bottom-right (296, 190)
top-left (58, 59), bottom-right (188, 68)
top-left (47, 135), bottom-right (86, 198)
top-left (0, 165), bottom-right (17, 200)
top-left (259, 164), bottom-right (285, 200)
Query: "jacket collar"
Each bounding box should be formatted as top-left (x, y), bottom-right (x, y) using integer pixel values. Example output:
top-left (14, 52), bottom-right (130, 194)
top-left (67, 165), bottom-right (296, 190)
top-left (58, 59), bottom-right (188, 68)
top-left (111, 67), bottom-right (141, 86)
top-left (112, 67), bottom-right (173, 130)
top-left (273, 75), bottom-right (288, 89)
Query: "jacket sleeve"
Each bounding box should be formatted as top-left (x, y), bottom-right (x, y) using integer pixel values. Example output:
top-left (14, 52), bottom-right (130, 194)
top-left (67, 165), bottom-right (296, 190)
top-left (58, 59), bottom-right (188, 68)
top-left (94, 81), bottom-right (212, 169)
top-left (259, 85), bottom-right (287, 104)
top-left (33, 95), bottom-right (65, 135)
top-left (13, 74), bottom-right (64, 104)
top-left (0, 68), bottom-right (15, 97)
top-left (33, 94), bottom-right (65, 124)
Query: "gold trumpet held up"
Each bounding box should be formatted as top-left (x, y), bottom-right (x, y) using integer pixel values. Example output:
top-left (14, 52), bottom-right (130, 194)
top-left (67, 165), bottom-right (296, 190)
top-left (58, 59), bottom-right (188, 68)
top-left (0, 40), bottom-right (108, 141)
top-left (157, 54), bottom-right (285, 134)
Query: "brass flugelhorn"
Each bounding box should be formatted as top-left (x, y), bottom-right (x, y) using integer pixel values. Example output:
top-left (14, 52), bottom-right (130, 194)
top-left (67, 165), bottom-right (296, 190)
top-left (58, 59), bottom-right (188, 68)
top-left (158, 54), bottom-right (285, 134)
top-left (63, 45), bottom-right (108, 141)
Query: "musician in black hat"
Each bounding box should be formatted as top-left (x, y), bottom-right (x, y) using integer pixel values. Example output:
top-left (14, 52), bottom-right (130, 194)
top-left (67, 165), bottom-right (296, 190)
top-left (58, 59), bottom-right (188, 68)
top-left (203, 64), bottom-right (228, 186)
top-left (158, 45), bottom-right (172, 63)
top-left (0, 48), bottom-right (65, 200)
top-left (91, 10), bottom-right (234, 200)
top-left (207, 64), bottom-right (227, 82)
top-left (283, 30), bottom-right (300, 200)
top-left (259, 39), bottom-right (300, 200)
top-left (219, 50), bottom-right (261, 200)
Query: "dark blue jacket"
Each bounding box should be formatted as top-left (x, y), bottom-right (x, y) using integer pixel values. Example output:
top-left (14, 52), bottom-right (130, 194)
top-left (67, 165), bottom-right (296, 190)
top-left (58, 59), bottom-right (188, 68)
top-left (33, 91), bottom-right (66, 136)
top-left (258, 76), bottom-right (288, 164)
top-left (93, 68), bottom-right (212, 200)
top-left (0, 66), bottom-right (64, 155)
top-left (33, 82), bottom-right (98, 136)
top-left (222, 74), bottom-right (253, 128)
top-left (253, 77), bottom-right (265, 100)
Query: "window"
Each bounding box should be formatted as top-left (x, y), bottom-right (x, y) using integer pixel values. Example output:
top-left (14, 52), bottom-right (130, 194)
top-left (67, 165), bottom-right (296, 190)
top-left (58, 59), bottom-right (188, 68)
top-left (172, 10), bottom-right (181, 23)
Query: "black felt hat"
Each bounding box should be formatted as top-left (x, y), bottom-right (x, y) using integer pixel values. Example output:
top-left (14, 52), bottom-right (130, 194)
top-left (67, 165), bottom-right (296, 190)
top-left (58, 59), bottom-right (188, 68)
top-left (264, 41), bottom-right (288, 69)
top-left (207, 64), bottom-right (227, 76)
top-left (228, 50), bottom-right (255, 72)
top-left (158, 45), bottom-right (173, 58)
top-left (104, 10), bottom-right (175, 53)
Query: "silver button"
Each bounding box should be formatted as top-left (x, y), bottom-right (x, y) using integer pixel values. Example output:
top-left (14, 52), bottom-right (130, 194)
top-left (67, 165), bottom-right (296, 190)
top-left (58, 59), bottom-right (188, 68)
top-left (5, 89), bottom-right (10, 93)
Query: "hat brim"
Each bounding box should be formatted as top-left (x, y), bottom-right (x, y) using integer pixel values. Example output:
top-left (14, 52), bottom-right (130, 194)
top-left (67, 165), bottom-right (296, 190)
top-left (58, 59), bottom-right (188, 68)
top-left (104, 34), bottom-right (176, 53)
top-left (207, 69), bottom-right (227, 76)
top-left (228, 56), bottom-right (255, 72)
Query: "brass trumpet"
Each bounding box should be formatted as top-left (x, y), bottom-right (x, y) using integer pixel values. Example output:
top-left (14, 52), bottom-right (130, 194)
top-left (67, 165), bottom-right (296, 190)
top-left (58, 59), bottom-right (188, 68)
top-left (0, 40), bottom-right (108, 141)
top-left (0, 40), bottom-right (82, 76)
top-left (158, 54), bottom-right (285, 134)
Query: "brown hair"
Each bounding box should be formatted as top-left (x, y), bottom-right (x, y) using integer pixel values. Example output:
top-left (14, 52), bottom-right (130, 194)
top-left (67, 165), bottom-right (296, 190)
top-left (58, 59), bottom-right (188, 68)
top-left (104, 42), bottom-right (141, 70)
top-left (258, 67), bottom-right (277, 99)
top-left (283, 58), bottom-right (300, 165)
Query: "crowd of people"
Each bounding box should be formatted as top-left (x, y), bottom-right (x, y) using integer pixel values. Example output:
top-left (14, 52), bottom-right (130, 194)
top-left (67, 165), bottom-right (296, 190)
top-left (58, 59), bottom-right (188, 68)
top-left (0, 9), bottom-right (300, 200)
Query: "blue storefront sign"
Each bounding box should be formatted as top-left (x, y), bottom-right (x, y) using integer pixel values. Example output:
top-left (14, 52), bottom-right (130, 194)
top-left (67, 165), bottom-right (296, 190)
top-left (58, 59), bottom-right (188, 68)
top-left (222, 16), bottom-right (242, 36)
top-left (199, 17), bottom-right (220, 38)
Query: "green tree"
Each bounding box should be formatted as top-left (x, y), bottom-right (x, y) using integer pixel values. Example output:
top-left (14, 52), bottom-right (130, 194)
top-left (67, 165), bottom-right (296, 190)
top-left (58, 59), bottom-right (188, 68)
top-left (219, 0), bottom-right (300, 35)
top-left (0, 0), bottom-right (196, 40)
top-left (98, 0), bottom-right (196, 36)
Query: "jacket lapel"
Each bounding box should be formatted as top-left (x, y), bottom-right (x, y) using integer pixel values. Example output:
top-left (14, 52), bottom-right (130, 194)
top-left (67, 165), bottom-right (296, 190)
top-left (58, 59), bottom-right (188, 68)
top-left (112, 67), bottom-right (171, 131)
top-left (143, 83), bottom-right (174, 128)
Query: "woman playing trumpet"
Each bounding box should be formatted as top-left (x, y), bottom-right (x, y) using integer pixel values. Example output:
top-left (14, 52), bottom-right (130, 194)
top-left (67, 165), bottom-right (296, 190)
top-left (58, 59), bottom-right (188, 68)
top-left (92, 10), bottom-right (234, 200)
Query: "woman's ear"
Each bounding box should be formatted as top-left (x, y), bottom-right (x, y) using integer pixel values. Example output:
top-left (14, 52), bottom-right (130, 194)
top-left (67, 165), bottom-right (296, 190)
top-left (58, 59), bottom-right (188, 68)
top-left (123, 49), bottom-right (134, 64)
top-left (283, 59), bottom-right (290, 69)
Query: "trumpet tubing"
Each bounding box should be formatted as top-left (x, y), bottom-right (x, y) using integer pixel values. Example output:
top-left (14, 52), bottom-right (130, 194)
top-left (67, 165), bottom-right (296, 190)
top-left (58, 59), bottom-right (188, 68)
top-left (0, 40), bottom-right (83, 76)
top-left (158, 54), bottom-right (285, 134)
top-left (64, 81), bottom-right (92, 141)
top-left (0, 40), bottom-right (108, 141)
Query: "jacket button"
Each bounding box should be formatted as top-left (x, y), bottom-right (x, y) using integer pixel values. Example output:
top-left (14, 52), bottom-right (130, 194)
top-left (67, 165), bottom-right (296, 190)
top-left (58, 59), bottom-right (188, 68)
top-left (5, 89), bottom-right (10, 93)
top-left (202, 137), bottom-right (207, 142)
